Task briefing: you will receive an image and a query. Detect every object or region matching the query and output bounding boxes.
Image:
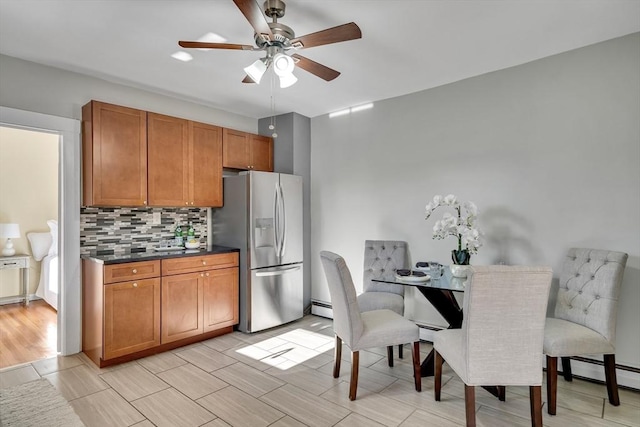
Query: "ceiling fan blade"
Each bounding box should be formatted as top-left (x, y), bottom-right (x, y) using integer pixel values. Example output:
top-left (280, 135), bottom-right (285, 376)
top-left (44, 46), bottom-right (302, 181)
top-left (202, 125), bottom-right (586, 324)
top-left (242, 75), bottom-right (256, 83)
top-left (233, 0), bottom-right (274, 40)
top-left (178, 41), bottom-right (255, 50)
top-left (291, 54), bottom-right (340, 81)
top-left (290, 22), bottom-right (361, 49)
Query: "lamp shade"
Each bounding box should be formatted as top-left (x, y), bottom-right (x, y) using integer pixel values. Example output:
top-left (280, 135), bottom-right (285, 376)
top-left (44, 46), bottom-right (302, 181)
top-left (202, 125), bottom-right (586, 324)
top-left (244, 58), bottom-right (267, 84)
top-left (0, 223), bottom-right (20, 238)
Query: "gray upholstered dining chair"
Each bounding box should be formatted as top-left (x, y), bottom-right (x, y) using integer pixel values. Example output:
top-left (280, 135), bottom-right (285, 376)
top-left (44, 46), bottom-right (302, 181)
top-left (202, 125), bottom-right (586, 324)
top-left (544, 248), bottom-right (628, 415)
top-left (320, 250), bottom-right (421, 401)
top-left (434, 265), bottom-right (553, 427)
top-left (357, 240), bottom-right (408, 364)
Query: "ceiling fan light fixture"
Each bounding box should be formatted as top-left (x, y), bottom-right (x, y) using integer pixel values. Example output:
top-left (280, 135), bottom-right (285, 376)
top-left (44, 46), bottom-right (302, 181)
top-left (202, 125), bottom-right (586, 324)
top-left (244, 58), bottom-right (267, 84)
top-left (272, 53), bottom-right (295, 77)
top-left (278, 73), bottom-right (298, 88)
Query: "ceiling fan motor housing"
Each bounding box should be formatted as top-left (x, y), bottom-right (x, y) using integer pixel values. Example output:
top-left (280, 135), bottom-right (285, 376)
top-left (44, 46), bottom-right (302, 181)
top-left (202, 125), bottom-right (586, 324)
top-left (264, 0), bottom-right (286, 19)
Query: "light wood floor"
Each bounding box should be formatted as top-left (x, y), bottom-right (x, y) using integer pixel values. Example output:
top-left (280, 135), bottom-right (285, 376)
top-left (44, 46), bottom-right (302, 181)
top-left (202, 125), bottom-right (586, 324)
top-left (0, 300), bottom-right (57, 369)
top-left (1, 315), bottom-right (639, 426)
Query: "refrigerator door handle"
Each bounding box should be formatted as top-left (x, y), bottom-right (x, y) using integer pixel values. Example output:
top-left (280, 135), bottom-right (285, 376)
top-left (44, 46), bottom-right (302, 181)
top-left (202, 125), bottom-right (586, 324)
top-left (255, 265), bottom-right (301, 277)
top-left (274, 181), bottom-right (281, 259)
top-left (278, 181), bottom-right (286, 258)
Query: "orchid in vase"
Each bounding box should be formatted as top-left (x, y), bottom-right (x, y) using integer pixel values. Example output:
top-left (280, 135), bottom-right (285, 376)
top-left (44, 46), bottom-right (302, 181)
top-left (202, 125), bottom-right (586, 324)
top-left (425, 194), bottom-right (481, 266)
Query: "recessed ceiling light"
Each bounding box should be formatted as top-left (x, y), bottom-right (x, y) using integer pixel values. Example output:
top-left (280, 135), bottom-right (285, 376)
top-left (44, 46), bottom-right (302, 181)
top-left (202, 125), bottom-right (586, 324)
top-left (196, 32), bottom-right (227, 50)
top-left (171, 51), bottom-right (193, 62)
top-left (351, 103), bottom-right (374, 113)
top-left (329, 108), bottom-right (350, 118)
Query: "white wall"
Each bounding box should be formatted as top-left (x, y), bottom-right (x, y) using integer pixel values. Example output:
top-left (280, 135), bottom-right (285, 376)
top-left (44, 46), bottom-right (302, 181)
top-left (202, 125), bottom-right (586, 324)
top-left (0, 54), bottom-right (256, 132)
top-left (310, 33), bottom-right (640, 372)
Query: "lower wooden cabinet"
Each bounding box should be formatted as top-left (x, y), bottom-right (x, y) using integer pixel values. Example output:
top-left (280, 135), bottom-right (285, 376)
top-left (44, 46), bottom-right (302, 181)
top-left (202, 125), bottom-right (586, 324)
top-left (161, 272), bottom-right (203, 343)
top-left (82, 252), bottom-right (239, 367)
top-left (104, 278), bottom-right (161, 359)
top-left (161, 255), bottom-right (239, 342)
top-left (204, 267), bottom-right (239, 331)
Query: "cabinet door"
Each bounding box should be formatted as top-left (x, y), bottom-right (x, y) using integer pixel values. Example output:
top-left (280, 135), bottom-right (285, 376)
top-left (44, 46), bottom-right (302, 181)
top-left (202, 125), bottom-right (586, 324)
top-left (222, 128), bottom-right (250, 169)
top-left (203, 268), bottom-right (239, 332)
top-left (161, 272), bottom-right (203, 343)
top-left (83, 101), bottom-right (147, 206)
top-left (148, 113), bottom-right (190, 206)
top-left (104, 278), bottom-right (160, 360)
top-left (190, 122), bottom-right (223, 207)
top-left (250, 134), bottom-right (274, 172)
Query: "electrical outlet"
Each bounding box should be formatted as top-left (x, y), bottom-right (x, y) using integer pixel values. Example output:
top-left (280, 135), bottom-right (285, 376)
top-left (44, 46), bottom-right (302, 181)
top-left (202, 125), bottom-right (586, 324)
top-left (152, 212), bottom-right (161, 225)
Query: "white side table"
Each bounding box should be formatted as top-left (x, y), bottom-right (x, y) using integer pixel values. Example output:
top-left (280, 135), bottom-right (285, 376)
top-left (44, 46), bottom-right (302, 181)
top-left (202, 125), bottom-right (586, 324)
top-left (0, 255), bottom-right (30, 306)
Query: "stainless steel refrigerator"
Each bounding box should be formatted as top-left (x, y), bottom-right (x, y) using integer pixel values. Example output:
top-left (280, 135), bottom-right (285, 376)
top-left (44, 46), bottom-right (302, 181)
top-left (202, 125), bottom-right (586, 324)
top-left (212, 171), bottom-right (303, 332)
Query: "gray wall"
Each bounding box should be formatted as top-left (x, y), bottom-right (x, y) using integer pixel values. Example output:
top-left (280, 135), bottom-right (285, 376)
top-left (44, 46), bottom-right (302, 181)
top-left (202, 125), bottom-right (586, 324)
top-left (310, 33), bottom-right (640, 376)
top-left (0, 54), bottom-right (256, 132)
top-left (259, 113), bottom-right (312, 309)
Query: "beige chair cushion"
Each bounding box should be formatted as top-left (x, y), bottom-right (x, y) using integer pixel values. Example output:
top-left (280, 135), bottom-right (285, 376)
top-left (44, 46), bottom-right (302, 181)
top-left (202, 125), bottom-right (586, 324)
top-left (357, 291), bottom-right (404, 315)
top-left (355, 309), bottom-right (419, 351)
top-left (544, 317), bottom-right (615, 357)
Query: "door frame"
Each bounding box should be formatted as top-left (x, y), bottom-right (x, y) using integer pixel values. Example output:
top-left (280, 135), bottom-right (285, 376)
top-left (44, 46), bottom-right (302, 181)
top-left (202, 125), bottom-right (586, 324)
top-left (0, 106), bottom-right (81, 355)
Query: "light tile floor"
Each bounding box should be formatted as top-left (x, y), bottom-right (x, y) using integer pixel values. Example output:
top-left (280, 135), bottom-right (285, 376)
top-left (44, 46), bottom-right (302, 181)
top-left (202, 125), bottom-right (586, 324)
top-left (1, 315), bottom-right (639, 427)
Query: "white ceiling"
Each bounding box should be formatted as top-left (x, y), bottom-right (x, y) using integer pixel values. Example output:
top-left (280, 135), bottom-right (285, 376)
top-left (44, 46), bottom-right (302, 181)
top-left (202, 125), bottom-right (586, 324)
top-left (0, 0), bottom-right (638, 119)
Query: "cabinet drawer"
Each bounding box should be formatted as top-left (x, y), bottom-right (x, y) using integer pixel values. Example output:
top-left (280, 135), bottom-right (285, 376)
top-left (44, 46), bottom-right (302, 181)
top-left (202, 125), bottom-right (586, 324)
top-left (104, 260), bottom-right (161, 284)
top-left (162, 253), bottom-right (239, 276)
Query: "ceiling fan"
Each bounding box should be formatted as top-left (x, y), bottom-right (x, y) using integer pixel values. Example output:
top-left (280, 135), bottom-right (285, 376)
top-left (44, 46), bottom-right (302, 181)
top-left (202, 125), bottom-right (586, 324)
top-left (178, 0), bottom-right (362, 87)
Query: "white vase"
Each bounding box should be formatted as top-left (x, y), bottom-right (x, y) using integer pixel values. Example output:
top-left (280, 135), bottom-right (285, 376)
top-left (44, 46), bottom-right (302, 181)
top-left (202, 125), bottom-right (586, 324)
top-left (450, 264), bottom-right (470, 278)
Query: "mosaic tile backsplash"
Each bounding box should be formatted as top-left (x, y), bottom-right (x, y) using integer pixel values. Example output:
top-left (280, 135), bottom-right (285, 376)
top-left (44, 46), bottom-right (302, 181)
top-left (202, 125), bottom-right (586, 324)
top-left (80, 207), bottom-right (208, 256)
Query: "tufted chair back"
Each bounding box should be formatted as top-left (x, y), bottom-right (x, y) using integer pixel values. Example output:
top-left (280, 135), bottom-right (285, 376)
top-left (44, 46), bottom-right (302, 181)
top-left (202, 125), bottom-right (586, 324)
top-left (362, 240), bottom-right (408, 296)
top-left (320, 251), bottom-right (364, 348)
top-left (554, 248), bottom-right (628, 344)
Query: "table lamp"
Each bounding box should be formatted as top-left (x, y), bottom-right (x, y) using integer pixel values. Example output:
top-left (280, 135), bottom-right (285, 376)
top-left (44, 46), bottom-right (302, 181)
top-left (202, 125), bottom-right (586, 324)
top-left (0, 223), bottom-right (21, 256)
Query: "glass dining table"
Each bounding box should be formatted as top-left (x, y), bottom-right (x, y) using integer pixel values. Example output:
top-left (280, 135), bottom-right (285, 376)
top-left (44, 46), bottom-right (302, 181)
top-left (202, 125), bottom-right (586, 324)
top-left (373, 266), bottom-right (505, 400)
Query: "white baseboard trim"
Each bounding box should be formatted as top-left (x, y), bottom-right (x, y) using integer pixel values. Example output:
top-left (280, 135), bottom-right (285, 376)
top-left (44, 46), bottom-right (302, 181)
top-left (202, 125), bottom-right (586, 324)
top-left (311, 301), bottom-right (333, 319)
top-left (547, 358), bottom-right (640, 391)
top-left (0, 294), bottom-right (40, 305)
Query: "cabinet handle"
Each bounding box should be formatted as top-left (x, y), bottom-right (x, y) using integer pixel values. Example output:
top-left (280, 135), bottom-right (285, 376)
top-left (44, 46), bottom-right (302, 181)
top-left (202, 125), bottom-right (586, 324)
top-left (143, 200), bottom-right (147, 205)
top-left (202, 260), bottom-right (207, 265)
top-left (132, 282), bottom-right (138, 288)
top-left (191, 201), bottom-right (194, 205)
top-left (132, 269), bottom-right (137, 274)
top-left (205, 272), bottom-right (210, 277)
top-left (201, 273), bottom-right (204, 277)
top-left (185, 201), bottom-right (189, 205)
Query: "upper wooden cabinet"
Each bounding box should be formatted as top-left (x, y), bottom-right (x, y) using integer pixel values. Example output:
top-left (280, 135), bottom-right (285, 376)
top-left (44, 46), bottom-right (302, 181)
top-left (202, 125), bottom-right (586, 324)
top-left (191, 121), bottom-right (223, 207)
top-left (223, 128), bottom-right (273, 171)
top-left (147, 113), bottom-right (223, 208)
top-left (82, 101), bottom-right (148, 206)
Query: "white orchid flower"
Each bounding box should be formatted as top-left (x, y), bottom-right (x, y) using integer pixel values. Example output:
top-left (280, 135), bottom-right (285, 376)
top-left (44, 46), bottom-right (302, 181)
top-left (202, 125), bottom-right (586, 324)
top-left (425, 194), bottom-right (482, 255)
top-left (443, 194), bottom-right (457, 206)
top-left (464, 201), bottom-right (478, 217)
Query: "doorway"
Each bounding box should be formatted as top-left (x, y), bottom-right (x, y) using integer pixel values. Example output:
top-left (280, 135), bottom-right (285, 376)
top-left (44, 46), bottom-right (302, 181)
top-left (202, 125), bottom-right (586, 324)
top-left (0, 106), bottom-right (81, 363)
top-left (0, 126), bottom-right (59, 368)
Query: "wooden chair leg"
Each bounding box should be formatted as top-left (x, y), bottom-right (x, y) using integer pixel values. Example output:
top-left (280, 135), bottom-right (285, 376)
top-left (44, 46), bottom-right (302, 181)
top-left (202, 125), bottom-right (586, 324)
top-left (412, 341), bottom-right (421, 392)
top-left (561, 357), bottom-right (573, 382)
top-left (434, 350), bottom-right (443, 401)
top-left (464, 384), bottom-right (476, 427)
top-left (333, 335), bottom-right (342, 378)
top-left (546, 355), bottom-right (558, 415)
top-left (604, 354), bottom-right (620, 406)
top-left (530, 386), bottom-right (542, 427)
top-left (399, 344), bottom-right (403, 359)
top-left (349, 351), bottom-right (359, 401)
top-left (387, 345), bottom-right (394, 367)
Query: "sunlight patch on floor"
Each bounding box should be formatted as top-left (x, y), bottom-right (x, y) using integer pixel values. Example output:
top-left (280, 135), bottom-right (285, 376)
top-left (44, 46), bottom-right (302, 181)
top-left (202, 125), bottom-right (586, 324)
top-left (235, 327), bottom-right (333, 370)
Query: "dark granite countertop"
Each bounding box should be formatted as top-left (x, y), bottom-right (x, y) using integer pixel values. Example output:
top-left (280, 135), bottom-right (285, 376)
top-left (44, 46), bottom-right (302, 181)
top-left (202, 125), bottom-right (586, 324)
top-left (82, 245), bottom-right (239, 265)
